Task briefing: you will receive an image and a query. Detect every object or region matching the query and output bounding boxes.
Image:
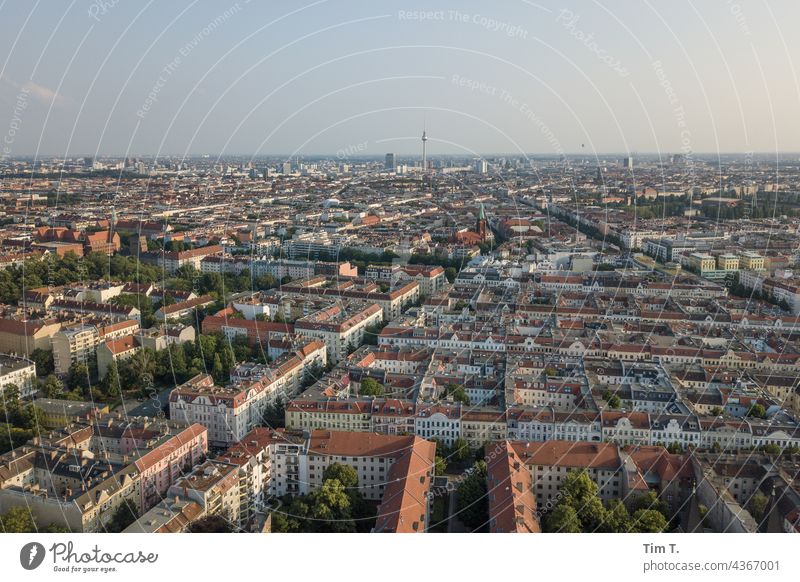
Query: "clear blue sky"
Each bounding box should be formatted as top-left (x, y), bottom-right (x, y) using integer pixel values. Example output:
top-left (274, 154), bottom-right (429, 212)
top-left (1, 0), bottom-right (798, 157)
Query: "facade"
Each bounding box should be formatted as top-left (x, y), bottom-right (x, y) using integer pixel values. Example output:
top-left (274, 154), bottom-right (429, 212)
top-left (0, 317), bottom-right (61, 357)
top-left (134, 423), bottom-right (209, 512)
top-left (154, 295), bottom-right (214, 321)
top-left (158, 245), bottom-right (224, 274)
top-left (167, 460), bottom-right (241, 527)
top-left (202, 306), bottom-right (294, 347)
top-left (0, 354), bottom-right (37, 397)
top-left (220, 428), bottom-right (436, 533)
top-left (0, 417), bottom-right (206, 531)
top-left (52, 325), bottom-right (100, 375)
top-left (170, 340), bottom-right (326, 446)
top-left (295, 302), bottom-right (382, 363)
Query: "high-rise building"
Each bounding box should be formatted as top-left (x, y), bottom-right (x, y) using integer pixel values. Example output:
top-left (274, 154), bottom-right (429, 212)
top-left (385, 153), bottom-right (396, 172)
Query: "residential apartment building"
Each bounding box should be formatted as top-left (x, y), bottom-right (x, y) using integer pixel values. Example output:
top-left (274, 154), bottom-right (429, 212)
top-left (0, 354), bottom-right (37, 397)
top-left (170, 340), bottom-right (326, 446)
top-left (295, 302), bottom-right (382, 363)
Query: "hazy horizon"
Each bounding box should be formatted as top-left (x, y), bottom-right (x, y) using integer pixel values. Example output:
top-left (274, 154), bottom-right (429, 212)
top-left (2, 0), bottom-right (800, 158)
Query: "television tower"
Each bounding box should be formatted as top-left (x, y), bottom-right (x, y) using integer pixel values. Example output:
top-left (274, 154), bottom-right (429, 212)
top-left (421, 127), bottom-right (428, 172)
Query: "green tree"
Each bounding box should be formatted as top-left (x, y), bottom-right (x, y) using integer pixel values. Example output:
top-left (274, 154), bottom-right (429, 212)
top-left (0, 506), bottom-right (36, 532)
top-left (0, 426), bottom-right (33, 454)
top-left (748, 492), bottom-right (769, 523)
top-left (104, 499), bottom-right (138, 532)
top-left (156, 343), bottom-right (189, 384)
top-left (556, 470), bottom-right (607, 532)
top-left (359, 377), bottom-right (384, 397)
top-left (309, 479), bottom-right (356, 533)
top-left (667, 441), bottom-right (684, 454)
top-left (323, 463), bottom-right (359, 490)
top-left (456, 460), bottom-right (488, 531)
top-left (601, 499), bottom-right (631, 532)
top-left (545, 504), bottom-right (582, 533)
top-left (602, 389), bottom-right (621, 409)
top-left (2, 383), bottom-right (20, 410)
top-left (23, 405), bottom-right (45, 432)
top-left (271, 498), bottom-right (311, 533)
top-left (31, 348), bottom-right (55, 376)
top-left (262, 395), bottom-right (287, 427)
top-left (451, 437), bottom-right (471, 462)
top-left (434, 456), bottom-right (447, 476)
top-left (255, 273), bottom-right (277, 291)
top-left (41, 374), bottom-right (64, 399)
top-left (120, 349), bottom-right (156, 394)
top-left (211, 353), bottom-right (224, 383)
top-left (103, 362), bottom-right (121, 397)
top-left (748, 403), bottom-right (766, 419)
top-left (230, 335), bottom-right (252, 363)
top-left (633, 490), bottom-right (669, 521)
top-left (197, 334), bottom-right (218, 366)
top-left (630, 509), bottom-right (667, 533)
top-left (445, 382), bottom-right (470, 405)
top-left (199, 272), bottom-right (224, 297)
top-left (66, 362), bottom-right (91, 394)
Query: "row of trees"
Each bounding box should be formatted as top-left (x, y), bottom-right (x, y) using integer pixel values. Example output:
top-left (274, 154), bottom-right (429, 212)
top-left (625, 196), bottom-right (692, 220)
top-left (543, 471), bottom-right (669, 533)
top-left (106, 332), bottom-right (264, 398)
top-left (455, 460), bottom-right (489, 531)
top-left (0, 249), bottom-right (285, 309)
top-left (700, 195), bottom-right (800, 221)
top-left (0, 253), bottom-right (163, 306)
top-left (453, 464), bottom-right (672, 534)
top-left (38, 331), bottom-right (268, 405)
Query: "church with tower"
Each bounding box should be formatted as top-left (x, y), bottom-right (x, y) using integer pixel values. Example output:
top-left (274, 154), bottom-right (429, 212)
top-left (453, 203), bottom-right (492, 245)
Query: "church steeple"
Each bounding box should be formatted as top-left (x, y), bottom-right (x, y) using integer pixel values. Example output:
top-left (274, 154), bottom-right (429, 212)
top-left (476, 203), bottom-right (487, 241)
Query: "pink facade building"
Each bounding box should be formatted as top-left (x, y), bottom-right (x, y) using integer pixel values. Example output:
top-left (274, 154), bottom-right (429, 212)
top-left (134, 423), bottom-right (208, 512)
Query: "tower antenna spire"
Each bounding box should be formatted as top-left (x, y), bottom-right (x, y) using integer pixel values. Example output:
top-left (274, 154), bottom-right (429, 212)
top-left (421, 124), bottom-right (428, 172)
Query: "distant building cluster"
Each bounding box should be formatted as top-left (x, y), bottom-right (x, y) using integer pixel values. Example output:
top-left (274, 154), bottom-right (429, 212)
top-left (0, 154), bottom-right (799, 534)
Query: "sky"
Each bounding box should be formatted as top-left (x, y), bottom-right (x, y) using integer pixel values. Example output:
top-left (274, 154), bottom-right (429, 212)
top-left (1, 0), bottom-right (799, 158)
